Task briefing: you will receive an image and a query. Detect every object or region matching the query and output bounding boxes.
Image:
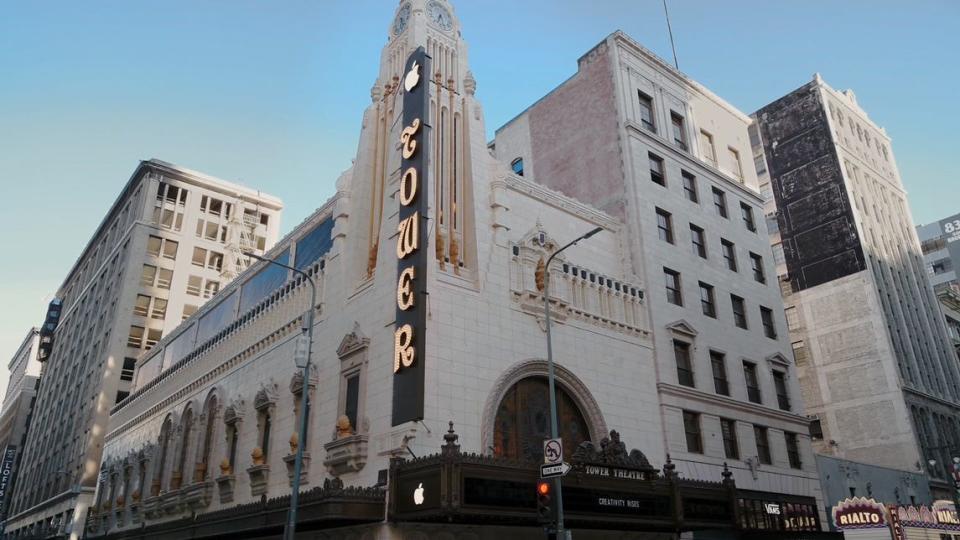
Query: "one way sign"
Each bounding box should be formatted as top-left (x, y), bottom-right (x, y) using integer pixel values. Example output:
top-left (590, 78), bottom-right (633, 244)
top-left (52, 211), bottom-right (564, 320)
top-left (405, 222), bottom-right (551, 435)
top-left (540, 462), bottom-right (571, 479)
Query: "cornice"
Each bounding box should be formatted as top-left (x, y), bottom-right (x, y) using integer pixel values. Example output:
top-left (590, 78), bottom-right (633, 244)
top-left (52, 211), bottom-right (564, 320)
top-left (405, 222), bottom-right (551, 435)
top-left (499, 172), bottom-right (622, 232)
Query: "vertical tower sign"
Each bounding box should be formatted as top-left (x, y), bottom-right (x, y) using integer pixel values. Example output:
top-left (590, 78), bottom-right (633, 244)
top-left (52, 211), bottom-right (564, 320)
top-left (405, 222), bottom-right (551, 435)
top-left (393, 47), bottom-right (431, 426)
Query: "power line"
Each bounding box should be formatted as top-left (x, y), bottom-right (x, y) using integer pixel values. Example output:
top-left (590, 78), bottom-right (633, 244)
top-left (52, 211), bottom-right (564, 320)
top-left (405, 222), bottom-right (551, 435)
top-left (662, 0), bottom-right (679, 70)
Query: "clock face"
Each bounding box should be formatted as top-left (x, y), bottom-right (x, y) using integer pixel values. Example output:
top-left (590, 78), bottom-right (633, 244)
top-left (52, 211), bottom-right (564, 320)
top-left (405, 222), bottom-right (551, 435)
top-left (426, 1), bottom-right (453, 32)
top-left (393, 3), bottom-right (411, 35)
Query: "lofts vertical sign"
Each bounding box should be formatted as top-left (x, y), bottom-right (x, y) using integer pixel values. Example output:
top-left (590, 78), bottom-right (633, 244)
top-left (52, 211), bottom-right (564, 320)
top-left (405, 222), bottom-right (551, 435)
top-left (393, 47), bottom-right (431, 426)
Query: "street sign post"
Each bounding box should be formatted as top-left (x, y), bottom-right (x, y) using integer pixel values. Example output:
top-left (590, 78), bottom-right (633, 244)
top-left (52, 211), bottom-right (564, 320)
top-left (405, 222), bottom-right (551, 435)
top-left (540, 462), bottom-right (571, 479)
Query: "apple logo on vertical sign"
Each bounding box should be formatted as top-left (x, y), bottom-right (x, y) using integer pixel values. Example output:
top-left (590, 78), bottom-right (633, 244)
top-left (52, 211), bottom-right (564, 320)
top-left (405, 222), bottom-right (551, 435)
top-left (413, 482), bottom-right (425, 505)
top-left (404, 61), bottom-right (421, 92)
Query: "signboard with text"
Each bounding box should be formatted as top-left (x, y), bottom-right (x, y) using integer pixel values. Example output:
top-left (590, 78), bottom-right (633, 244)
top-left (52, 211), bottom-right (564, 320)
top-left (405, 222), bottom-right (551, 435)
top-left (392, 46), bottom-right (431, 426)
top-left (0, 446), bottom-right (18, 521)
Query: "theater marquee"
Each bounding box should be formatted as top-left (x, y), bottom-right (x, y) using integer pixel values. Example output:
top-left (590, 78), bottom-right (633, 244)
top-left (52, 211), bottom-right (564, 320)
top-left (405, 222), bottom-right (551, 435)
top-left (392, 47), bottom-right (431, 426)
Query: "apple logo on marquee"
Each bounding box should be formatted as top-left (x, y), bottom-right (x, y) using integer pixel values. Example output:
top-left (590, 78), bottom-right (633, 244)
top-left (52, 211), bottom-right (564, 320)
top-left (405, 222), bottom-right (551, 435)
top-left (413, 482), bottom-right (425, 505)
top-left (404, 60), bottom-right (421, 92)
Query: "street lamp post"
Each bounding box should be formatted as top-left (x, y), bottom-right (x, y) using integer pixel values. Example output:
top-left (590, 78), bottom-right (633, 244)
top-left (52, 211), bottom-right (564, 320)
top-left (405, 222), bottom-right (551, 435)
top-left (542, 226), bottom-right (603, 539)
top-left (245, 252), bottom-right (316, 540)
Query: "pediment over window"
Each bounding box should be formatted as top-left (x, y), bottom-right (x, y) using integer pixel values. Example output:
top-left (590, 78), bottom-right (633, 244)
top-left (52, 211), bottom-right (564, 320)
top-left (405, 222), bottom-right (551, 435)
top-left (337, 322), bottom-right (370, 359)
top-left (665, 320), bottom-right (698, 339)
top-left (766, 352), bottom-right (791, 369)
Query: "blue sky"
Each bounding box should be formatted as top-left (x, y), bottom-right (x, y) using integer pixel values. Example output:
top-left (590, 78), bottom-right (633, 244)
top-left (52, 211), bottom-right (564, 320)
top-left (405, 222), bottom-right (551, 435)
top-left (0, 0), bottom-right (957, 394)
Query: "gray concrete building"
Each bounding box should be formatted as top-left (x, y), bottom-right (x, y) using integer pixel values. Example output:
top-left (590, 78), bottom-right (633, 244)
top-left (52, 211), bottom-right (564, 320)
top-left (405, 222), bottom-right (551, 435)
top-left (751, 74), bottom-right (960, 518)
top-left (3, 160), bottom-right (281, 539)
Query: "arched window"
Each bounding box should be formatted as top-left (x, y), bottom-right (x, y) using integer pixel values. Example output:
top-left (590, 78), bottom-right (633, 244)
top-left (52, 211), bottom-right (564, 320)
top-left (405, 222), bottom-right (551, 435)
top-left (196, 394), bottom-right (218, 482)
top-left (493, 376), bottom-right (589, 461)
top-left (511, 158), bottom-right (524, 177)
top-left (172, 407), bottom-right (193, 489)
top-left (153, 417), bottom-right (173, 496)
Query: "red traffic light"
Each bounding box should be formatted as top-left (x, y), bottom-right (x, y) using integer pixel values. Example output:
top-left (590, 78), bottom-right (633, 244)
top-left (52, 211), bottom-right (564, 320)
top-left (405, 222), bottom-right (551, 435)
top-left (537, 481), bottom-right (550, 496)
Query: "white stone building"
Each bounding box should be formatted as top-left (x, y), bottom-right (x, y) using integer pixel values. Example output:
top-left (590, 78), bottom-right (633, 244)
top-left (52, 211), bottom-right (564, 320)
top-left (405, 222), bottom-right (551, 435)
top-left (0, 328), bottom-right (42, 527)
top-left (752, 74), bottom-right (960, 510)
top-left (3, 160), bottom-right (281, 539)
top-left (84, 2), bottom-right (825, 539)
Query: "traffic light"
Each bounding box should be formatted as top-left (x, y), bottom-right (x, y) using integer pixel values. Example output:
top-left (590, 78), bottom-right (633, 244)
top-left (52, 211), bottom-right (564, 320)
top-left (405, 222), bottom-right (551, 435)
top-left (534, 257), bottom-right (546, 291)
top-left (536, 480), bottom-right (553, 524)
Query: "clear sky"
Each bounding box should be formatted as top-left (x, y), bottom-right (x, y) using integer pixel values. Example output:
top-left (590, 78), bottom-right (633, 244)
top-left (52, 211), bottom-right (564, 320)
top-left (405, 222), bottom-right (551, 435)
top-left (0, 0), bottom-right (957, 397)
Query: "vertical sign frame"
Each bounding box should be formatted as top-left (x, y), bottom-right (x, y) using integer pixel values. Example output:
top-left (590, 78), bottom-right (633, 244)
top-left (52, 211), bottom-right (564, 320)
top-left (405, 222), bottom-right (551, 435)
top-left (392, 47), bottom-right (431, 426)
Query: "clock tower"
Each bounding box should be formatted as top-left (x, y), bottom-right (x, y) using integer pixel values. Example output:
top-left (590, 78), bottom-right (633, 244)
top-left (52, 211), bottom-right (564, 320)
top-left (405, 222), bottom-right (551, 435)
top-left (348, 0), bottom-right (482, 279)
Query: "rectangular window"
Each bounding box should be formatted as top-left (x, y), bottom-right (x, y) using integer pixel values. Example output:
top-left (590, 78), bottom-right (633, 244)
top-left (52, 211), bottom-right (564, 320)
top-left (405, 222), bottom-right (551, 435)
top-left (682, 171), bottom-right (698, 202)
top-left (115, 390), bottom-right (130, 405)
top-left (690, 224), bottom-right (707, 258)
top-left (192, 247), bottom-right (208, 267)
top-left (656, 207), bottom-right (674, 243)
top-left (344, 373), bottom-right (360, 431)
top-left (744, 361), bottom-right (761, 404)
top-left (127, 326), bottom-right (145, 349)
top-left (773, 370), bottom-right (790, 411)
top-left (785, 432), bottom-right (802, 469)
top-left (140, 264), bottom-right (157, 287)
top-left (711, 351), bottom-right (729, 396)
top-left (151, 298), bottom-right (167, 320)
top-left (146, 236), bottom-right (162, 257)
top-left (133, 295), bottom-right (150, 317)
top-left (712, 187), bottom-right (728, 218)
top-left (728, 147), bottom-right (743, 181)
top-left (671, 112), bottom-right (687, 151)
top-left (683, 410), bottom-right (703, 454)
top-left (157, 268), bottom-right (173, 290)
top-left (162, 239), bottom-right (178, 260)
top-left (120, 357), bottom-right (136, 382)
top-left (700, 130), bottom-right (716, 166)
top-left (792, 341), bottom-right (809, 366)
top-left (761, 306), bottom-right (777, 339)
top-left (732, 295), bottom-right (747, 329)
top-left (144, 329), bottom-right (162, 350)
top-left (809, 417), bottom-right (823, 440)
top-left (754, 425), bottom-right (772, 464)
top-left (204, 221), bottom-right (219, 241)
top-left (750, 253), bottom-right (766, 283)
top-left (721, 418), bottom-right (739, 460)
top-left (208, 251), bottom-right (224, 272)
top-left (740, 203), bottom-right (756, 232)
top-left (204, 280), bottom-right (220, 299)
top-left (674, 340), bottom-right (694, 387)
top-left (721, 239), bottom-right (737, 271)
top-left (664, 268), bottom-right (682, 306)
top-left (638, 91), bottom-right (656, 132)
top-left (649, 153), bottom-right (665, 186)
top-left (699, 282), bottom-right (716, 318)
top-left (773, 243), bottom-right (786, 265)
top-left (182, 304), bottom-right (198, 321)
top-left (187, 275), bottom-right (202, 297)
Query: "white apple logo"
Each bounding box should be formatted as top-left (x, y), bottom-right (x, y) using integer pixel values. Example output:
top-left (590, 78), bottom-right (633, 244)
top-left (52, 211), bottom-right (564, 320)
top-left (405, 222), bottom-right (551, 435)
top-left (404, 61), bottom-right (421, 92)
top-left (413, 482), bottom-right (425, 505)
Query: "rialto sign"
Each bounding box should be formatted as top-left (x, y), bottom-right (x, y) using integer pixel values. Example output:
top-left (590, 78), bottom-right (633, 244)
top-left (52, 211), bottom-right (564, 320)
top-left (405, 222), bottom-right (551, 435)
top-left (392, 47), bottom-right (431, 426)
top-left (831, 497), bottom-right (887, 529)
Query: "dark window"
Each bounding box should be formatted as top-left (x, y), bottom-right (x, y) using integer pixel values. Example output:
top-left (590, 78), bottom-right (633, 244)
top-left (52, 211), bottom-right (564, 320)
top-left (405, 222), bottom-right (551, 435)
top-left (721, 239), bottom-right (738, 271)
top-left (261, 411), bottom-right (272, 456)
top-left (674, 340), bottom-right (694, 387)
top-left (682, 171), bottom-right (698, 202)
top-left (120, 357), bottom-right (136, 382)
top-left (493, 377), bottom-right (590, 461)
top-left (228, 424), bottom-right (239, 470)
top-left (699, 282), bottom-right (716, 318)
top-left (649, 153), bottom-right (665, 186)
top-left (754, 425), bottom-right (772, 464)
top-left (750, 253), bottom-right (765, 283)
top-left (294, 218), bottom-right (335, 271)
top-left (664, 268), bottom-right (682, 306)
top-left (761, 306), bottom-right (777, 338)
top-left (114, 390), bottom-right (129, 404)
top-left (773, 370), bottom-right (790, 411)
top-left (671, 112), bottom-right (688, 151)
top-left (656, 208), bottom-right (674, 243)
top-left (785, 432), bottom-right (802, 469)
top-left (638, 91), bottom-right (656, 132)
top-left (344, 373), bottom-right (360, 432)
top-left (711, 351), bottom-right (729, 396)
top-left (511, 158), bottom-right (524, 176)
top-left (740, 202), bottom-right (757, 232)
top-left (712, 187), bottom-right (728, 218)
top-left (683, 411), bottom-right (703, 453)
top-left (721, 418), bottom-right (739, 459)
top-left (690, 225), bottom-right (707, 258)
top-left (744, 362), bottom-right (761, 404)
top-left (809, 417), bottom-right (823, 440)
top-left (731, 295), bottom-right (747, 329)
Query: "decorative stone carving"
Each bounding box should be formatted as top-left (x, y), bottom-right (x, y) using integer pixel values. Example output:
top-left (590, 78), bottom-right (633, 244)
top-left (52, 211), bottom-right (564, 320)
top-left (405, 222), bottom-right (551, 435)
top-left (247, 463), bottom-right (270, 497)
top-left (337, 323), bottom-right (370, 358)
top-left (251, 447), bottom-right (266, 466)
top-left (289, 367), bottom-right (318, 396)
top-left (571, 429), bottom-right (654, 471)
top-left (254, 381), bottom-right (278, 412)
top-left (323, 433), bottom-right (368, 477)
top-left (463, 71), bottom-right (476, 96)
top-left (283, 451), bottom-right (311, 486)
top-left (289, 432), bottom-right (299, 454)
top-left (216, 473), bottom-right (236, 504)
top-left (159, 488), bottom-right (182, 515)
top-left (336, 415), bottom-right (354, 439)
top-left (183, 479), bottom-right (213, 511)
top-left (441, 421), bottom-right (460, 457)
top-left (219, 458), bottom-right (232, 476)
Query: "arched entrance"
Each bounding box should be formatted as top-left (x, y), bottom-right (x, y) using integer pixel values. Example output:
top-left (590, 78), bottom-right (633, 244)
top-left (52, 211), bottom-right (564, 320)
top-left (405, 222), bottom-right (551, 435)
top-left (492, 376), bottom-right (590, 461)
